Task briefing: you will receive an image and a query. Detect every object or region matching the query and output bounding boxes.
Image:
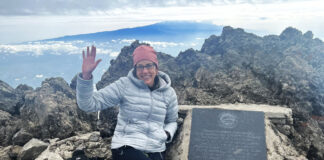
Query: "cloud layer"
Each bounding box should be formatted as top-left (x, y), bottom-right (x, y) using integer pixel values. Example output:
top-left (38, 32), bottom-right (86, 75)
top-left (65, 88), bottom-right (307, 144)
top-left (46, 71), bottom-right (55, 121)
top-left (0, 0), bottom-right (302, 15)
top-left (0, 39), bottom-right (192, 57)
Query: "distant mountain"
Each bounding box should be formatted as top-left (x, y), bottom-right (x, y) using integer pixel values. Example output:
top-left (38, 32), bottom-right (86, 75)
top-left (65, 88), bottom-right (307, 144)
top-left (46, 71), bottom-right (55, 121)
top-left (45, 21), bottom-right (222, 42)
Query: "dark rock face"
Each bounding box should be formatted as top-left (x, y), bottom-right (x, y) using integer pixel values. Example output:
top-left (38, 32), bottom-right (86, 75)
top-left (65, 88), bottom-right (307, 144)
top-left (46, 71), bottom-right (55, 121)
top-left (0, 80), bottom-right (19, 114)
top-left (12, 129), bottom-right (33, 146)
top-left (15, 84), bottom-right (33, 115)
top-left (70, 74), bottom-right (78, 90)
top-left (0, 110), bottom-right (23, 146)
top-left (19, 77), bottom-right (97, 141)
top-left (279, 27), bottom-right (303, 42)
top-left (97, 107), bottom-right (119, 138)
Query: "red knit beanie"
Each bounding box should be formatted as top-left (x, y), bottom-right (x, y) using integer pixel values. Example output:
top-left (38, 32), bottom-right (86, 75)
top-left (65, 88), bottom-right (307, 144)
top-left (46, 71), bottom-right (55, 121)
top-left (133, 45), bottom-right (158, 67)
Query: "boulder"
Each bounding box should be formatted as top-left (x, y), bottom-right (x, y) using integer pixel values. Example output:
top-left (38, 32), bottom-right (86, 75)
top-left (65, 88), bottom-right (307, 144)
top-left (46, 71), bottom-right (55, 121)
top-left (35, 148), bottom-right (63, 160)
top-left (0, 110), bottom-right (23, 146)
top-left (0, 145), bottom-right (22, 160)
top-left (18, 138), bottom-right (48, 160)
top-left (19, 77), bottom-right (96, 140)
top-left (12, 129), bottom-right (33, 146)
top-left (36, 132), bottom-right (110, 159)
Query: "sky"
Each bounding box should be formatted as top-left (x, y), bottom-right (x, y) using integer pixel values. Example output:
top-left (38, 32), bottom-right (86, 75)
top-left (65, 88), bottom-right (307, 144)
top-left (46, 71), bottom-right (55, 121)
top-left (0, 0), bottom-right (324, 44)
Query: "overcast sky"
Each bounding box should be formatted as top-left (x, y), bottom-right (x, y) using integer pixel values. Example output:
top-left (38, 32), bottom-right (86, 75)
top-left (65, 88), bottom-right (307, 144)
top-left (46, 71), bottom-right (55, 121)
top-left (1, 0), bottom-right (323, 44)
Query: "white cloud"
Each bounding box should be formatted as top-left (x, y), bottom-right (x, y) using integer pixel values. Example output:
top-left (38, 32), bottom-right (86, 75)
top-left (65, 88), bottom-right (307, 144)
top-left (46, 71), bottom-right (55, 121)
top-left (0, 41), bottom-right (79, 55)
top-left (1, 0), bottom-right (292, 16)
top-left (35, 74), bottom-right (44, 78)
top-left (110, 51), bottom-right (120, 57)
top-left (96, 48), bottom-right (111, 55)
top-left (190, 42), bottom-right (198, 46)
top-left (141, 40), bottom-right (185, 48)
top-left (0, 41), bottom-right (113, 56)
top-left (120, 39), bottom-right (136, 44)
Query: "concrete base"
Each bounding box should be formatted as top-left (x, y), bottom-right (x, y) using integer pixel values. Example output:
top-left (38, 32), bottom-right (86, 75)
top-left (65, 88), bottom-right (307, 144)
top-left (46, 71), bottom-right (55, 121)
top-left (179, 103), bottom-right (293, 125)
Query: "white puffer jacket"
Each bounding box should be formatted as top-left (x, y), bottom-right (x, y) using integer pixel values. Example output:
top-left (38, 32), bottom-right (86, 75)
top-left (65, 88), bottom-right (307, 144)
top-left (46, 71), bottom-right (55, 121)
top-left (76, 69), bottom-right (178, 152)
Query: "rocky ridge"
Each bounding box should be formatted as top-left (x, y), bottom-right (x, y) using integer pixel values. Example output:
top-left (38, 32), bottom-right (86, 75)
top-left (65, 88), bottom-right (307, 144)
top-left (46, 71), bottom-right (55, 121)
top-left (0, 26), bottom-right (323, 159)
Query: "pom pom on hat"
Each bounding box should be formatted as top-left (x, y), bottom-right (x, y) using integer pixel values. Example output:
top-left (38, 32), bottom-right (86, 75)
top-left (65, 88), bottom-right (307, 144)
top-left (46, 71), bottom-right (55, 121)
top-left (133, 45), bottom-right (158, 67)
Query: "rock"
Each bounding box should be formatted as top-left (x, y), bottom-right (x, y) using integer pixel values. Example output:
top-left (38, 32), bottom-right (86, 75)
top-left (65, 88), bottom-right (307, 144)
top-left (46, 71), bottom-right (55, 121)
top-left (279, 27), bottom-right (303, 41)
top-left (0, 110), bottom-right (23, 146)
top-left (15, 84), bottom-right (33, 95)
top-left (70, 74), bottom-right (78, 90)
top-left (69, 150), bottom-right (89, 160)
top-left (97, 107), bottom-right (119, 138)
top-left (41, 77), bottom-right (75, 99)
top-left (38, 132), bottom-right (110, 160)
top-left (14, 84), bottom-right (34, 115)
top-left (9, 145), bottom-right (22, 160)
top-left (35, 147), bottom-right (63, 160)
top-left (0, 146), bottom-right (13, 160)
top-left (303, 31), bottom-right (314, 39)
top-left (0, 145), bottom-right (22, 160)
top-left (0, 80), bottom-right (19, 114)
top-left (18, 138), bottom-right (49, 160)
top-left (266, 119), bottom-right (307, 160)
top-left (12, 129), bottom-right (33, 146)
top-left (19, 77), bottom-right (96, 141)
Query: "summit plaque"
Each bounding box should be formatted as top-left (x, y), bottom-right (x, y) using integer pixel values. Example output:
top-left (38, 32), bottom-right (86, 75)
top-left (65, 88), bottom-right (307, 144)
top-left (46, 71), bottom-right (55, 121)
top-left (188, 108), bottom-right (267, 160)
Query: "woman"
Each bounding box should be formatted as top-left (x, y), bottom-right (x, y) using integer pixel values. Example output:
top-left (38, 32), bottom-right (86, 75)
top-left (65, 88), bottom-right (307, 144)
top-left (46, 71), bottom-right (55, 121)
top-left (76, 45), bottom-right (178, 160)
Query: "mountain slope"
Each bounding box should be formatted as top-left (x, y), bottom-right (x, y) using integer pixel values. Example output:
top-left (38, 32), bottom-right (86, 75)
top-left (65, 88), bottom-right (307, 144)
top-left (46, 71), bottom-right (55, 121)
top-left (45, 21), bottom-right (222, 42)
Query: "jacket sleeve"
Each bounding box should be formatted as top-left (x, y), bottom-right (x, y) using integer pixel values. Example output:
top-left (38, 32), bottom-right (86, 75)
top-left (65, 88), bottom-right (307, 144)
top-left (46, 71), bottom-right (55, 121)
top-left (164, 88), bottom-right (179, 143)
top-left (76, 73), bottom-right (123, 112)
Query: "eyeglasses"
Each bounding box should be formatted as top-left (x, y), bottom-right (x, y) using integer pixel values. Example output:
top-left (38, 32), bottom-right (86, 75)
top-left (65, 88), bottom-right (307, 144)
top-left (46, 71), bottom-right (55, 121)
top-left (136, 63), bottom-right (155, 71)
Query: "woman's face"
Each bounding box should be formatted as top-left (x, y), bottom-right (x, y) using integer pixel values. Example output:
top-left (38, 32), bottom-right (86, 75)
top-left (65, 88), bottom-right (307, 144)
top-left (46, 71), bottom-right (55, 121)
top-left (135, 60), bottom-right (158, 87)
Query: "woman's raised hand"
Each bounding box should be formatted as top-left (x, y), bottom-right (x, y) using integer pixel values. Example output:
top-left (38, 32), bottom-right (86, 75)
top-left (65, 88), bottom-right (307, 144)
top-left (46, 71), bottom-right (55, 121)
top-left (82, 46), bottom-right (102, 80)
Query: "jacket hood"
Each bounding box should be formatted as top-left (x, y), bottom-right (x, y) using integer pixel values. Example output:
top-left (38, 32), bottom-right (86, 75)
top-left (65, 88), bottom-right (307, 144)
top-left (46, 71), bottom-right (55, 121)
top-left (127, 69), bottom-right (171, 91)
